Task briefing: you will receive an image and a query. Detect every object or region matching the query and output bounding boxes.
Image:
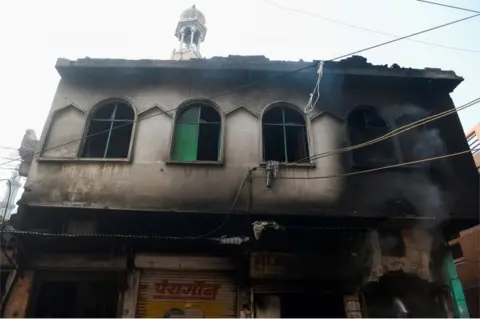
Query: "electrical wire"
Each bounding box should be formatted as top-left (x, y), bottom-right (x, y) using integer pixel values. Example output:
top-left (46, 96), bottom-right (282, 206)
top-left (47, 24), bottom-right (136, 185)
top-left (263, 0), bottom-right (480, 54)
top-left (1, 11), bottom-right (478, 168)
top-left (272, 148), bottom-right (479, 180)
top-left (194, 167), bottom-right (257, 238)
top-left (293, 96), bottom-right (480, 164)
top-left (3, 227), bottom-right (479, 264)
top-left (416, 0), bottom-right (480, 14)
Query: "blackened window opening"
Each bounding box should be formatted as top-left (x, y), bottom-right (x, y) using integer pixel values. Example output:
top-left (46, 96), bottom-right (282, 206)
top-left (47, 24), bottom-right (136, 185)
top-left (82, 102), bottom-right (134, 158)
top-left (348, 107), bottom-right (396, 166)
top-left (171, 105), bottom-right (221, 162)
top-left (263, 106), bottom-right (309, 162)
top-left (378, 230), bottom-right (405, 257)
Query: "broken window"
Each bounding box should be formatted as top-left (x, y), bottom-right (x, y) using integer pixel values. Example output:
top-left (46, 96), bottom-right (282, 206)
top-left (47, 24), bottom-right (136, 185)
top-left (171, 104), bottom-right (221, 161)
top-left (263, 106), bottom-right (309, 162)
top-left (378, 230), bottom-right (405, 257)
top-left (348, 107), bottom-right (396, 166)
top-left (81, 101), bottom-right (134, 158)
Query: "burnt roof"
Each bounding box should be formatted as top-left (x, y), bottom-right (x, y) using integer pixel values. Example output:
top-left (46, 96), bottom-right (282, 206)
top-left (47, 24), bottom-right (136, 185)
top-left (55, 55), bottom-right (463, 92)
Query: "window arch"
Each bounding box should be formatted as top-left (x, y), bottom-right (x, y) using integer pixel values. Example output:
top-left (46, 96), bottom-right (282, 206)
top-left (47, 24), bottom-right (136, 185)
top-left (81, 100), bottom-right (134, 158)
top-left (262, 105), bottom-right (309, 162)
top-left (347, 106), bottom-right (395, 166)
top-left (171, 103), bottom-right (221, 162)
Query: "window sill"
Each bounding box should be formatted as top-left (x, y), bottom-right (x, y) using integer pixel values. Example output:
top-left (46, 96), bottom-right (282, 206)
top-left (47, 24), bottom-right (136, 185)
top-left (166, 160), bottom-right (224, 166)
top-left (37, 157), bottom-right (131, 163)
top-left (259, 162), bottom-right (316, 168)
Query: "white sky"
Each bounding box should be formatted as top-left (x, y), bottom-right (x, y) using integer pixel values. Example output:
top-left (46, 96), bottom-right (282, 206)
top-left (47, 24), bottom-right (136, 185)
top-left (0, 0), bottom-right (479, 153)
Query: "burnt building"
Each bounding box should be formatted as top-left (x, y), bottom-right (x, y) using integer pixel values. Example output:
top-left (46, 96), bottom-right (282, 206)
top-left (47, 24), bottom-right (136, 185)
top-left (1, 5), bottom-right (479, 318)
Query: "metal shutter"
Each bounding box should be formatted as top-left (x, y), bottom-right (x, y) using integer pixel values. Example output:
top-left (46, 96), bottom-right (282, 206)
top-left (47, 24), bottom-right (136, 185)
top-left (136, 270), bottom-right (237, 318)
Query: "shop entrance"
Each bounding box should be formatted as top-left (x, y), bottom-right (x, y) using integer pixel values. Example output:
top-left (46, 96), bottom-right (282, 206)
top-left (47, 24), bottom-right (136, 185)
top-left (27, 272), bottom-right (120, 318)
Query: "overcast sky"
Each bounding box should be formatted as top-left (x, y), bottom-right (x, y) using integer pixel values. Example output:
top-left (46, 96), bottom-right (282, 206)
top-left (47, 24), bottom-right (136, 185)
top-left (0, 0), bottom-right (479, 153)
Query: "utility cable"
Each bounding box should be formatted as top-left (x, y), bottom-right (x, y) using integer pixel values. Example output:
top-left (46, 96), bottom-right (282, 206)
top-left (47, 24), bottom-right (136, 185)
top-left (194, 167), bottom-right (257, 238)
top-left (417, 0), bottom-right (480, 14)
top-left (4, 227), bottom-right (480, 264)
top-left (0, 11), bottom-right (478, 168)
top-left (294, 96), bottom-right (480, 164)
top-left (263, 0), bottom-right (480, 53)
top-left (272, 148), bottom-right (479, 180)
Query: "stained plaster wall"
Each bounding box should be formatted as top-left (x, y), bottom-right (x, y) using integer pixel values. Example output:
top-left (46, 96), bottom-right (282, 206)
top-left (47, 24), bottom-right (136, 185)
top-left (19, 75), bottom-right (476, 218)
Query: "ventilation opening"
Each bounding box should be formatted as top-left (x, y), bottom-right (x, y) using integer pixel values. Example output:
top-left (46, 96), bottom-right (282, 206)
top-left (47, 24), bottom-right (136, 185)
top-left (172, 105), bottom-right (221, 162)
top-left (263, 106), bottom-right (309, 162)
top-left (378, 230), bottom-right (405, 257)
top-left (31, 280), bottom-right (119, 317)
top-left (82, 102), bottom-right (134, 159)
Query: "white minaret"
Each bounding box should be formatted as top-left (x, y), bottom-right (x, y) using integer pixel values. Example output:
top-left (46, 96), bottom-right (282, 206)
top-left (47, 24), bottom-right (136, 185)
top-left (171, 5), bottom-right (207, 60)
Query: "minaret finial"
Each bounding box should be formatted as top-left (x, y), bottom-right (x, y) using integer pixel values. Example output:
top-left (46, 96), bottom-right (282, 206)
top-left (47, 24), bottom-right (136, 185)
top-left (171, 5), bottom-right (207, 60)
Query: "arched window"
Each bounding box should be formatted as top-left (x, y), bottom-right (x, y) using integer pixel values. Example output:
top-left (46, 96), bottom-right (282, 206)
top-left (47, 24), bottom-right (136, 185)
top-left (263, 106), bottom-right (309, 162)
top-left (81, 101), bottom-right (134, 158)
top-left (347, 106), bottom-right (395, 166)
top-left (171, 104), bottom-right (221, 162)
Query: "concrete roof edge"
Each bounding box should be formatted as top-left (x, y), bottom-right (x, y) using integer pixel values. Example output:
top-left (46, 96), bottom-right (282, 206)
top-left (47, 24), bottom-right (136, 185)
top-left (55, 56), bottom-right (463, 83)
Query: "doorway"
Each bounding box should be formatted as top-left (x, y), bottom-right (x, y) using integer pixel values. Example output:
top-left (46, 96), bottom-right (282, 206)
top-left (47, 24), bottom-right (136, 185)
top-left (28, 272), bottom-right (120, 318)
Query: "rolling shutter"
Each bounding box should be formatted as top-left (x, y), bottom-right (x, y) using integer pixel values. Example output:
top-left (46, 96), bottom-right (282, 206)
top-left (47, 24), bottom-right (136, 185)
top-left (136, 270), bottom-right (237, 318)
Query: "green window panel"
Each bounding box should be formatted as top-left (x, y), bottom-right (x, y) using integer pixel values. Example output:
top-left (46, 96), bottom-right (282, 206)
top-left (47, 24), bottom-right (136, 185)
top-left (172, 105), bottom-right (221, 162)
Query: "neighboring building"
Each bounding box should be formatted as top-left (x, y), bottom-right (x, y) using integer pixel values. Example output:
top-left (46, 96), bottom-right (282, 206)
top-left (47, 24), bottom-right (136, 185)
top-left (2, 6), bottom-right (479, 318)
top-left (466, 123), bottom-right (480, 171)
top-left (1, 130), bottom-right (37, 312)
top-left (0, 148), bottom-right (23, 221)
top-left (449, 226), bottom-right (480, 318)
top-left (446, 125), bottom-right (480, 318)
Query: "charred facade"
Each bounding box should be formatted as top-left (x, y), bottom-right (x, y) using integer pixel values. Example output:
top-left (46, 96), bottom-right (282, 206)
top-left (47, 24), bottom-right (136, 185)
top-left (1, 9), bottom-right (479, 318)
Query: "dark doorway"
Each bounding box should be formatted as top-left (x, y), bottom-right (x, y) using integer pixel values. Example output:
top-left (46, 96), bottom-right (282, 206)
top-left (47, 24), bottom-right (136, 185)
top-left (280, 293), bottom-right (345, 318)
top-left (30, 278), bottom-right (119, 318)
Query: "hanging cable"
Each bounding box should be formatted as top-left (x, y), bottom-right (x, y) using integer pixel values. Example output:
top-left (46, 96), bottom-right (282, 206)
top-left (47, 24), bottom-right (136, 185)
top-left (272, 148), bottom-right (479, 180)
top-left (263, 0), bottom-right (480, 53)
top-left (304, 61), bottom-right (324, 113)
top-left (416, 0), bottom-right (480, 14)
top-left (292, 96), bottom-right (480, 164)
top-left (194, 167), bottom-right (257, 238)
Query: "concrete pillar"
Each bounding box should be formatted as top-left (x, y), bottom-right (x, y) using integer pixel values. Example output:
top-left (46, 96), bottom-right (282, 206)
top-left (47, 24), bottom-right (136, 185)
top-left (179, 30), bottom-right (185, 50)
top-left (121, 270), bottom-right (140, 318)
top-left (189, 28), bottom-right (195, 48)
